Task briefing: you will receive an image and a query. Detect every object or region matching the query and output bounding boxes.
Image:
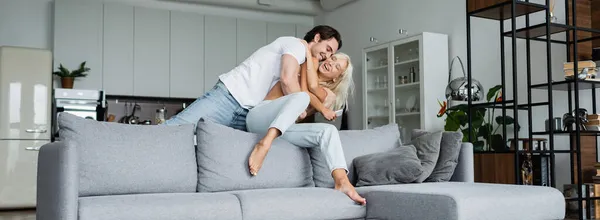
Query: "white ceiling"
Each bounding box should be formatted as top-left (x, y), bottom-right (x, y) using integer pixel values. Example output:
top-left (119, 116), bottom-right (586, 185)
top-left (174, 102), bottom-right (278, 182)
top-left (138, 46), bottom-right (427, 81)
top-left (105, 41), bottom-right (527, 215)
top-left (165, 0), bottom-right (355, 16)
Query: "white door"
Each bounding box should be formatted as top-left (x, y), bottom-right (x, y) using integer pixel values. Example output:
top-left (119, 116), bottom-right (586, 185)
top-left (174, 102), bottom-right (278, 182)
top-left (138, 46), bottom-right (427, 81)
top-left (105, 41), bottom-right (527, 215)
top-left (0, 140), bottom-right (47, 209)
top-left (267, 22), bottom-right (296, 43)
top-left (204, 15), bottom-right (236, 92)
top-left (295, 24), bottom-right (312, 39)
top-left (170, 11), bottom-right (205, 98)
top-left (0, 47), bottom-right (52, 140)
top-left (102, 3), bottom-right (134, 96)
top-left (53, 0), bottom-right (103, 90)
top-left (133, 7), bottom-right (170, 97)
top-left (236, 19), bottom-right (266, 64)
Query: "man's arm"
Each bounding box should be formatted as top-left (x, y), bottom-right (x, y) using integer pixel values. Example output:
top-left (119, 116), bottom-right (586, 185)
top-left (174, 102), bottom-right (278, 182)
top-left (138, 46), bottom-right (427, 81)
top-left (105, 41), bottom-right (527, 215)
top-left (280, 54), bottom-right (302, 95)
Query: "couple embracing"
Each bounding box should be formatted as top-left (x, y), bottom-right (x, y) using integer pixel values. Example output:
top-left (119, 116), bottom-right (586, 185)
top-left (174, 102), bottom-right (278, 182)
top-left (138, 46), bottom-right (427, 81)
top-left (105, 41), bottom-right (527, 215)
top-left (165, 25), bottom-right (366, 205)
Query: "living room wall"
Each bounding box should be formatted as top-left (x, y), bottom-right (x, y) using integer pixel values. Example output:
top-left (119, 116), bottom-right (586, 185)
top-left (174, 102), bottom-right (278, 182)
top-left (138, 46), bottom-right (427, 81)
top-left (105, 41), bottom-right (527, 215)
top-left (318, 0), bottom-right (597, 190)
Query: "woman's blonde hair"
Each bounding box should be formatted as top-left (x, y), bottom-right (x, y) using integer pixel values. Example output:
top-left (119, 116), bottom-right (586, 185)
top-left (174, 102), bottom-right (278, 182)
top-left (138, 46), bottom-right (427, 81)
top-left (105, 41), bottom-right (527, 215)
top-left (320, 52), bottom-right (354, 111)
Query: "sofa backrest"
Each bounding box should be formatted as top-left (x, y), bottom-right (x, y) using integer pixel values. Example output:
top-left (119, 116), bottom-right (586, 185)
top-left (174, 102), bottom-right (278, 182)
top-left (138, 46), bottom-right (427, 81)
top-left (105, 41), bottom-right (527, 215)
top-left (195, 119), bottom-right (315, 192)
top-left (57, 112), bottom-right (198, 197)
top-left (310, 124), bottom-right (403, 187)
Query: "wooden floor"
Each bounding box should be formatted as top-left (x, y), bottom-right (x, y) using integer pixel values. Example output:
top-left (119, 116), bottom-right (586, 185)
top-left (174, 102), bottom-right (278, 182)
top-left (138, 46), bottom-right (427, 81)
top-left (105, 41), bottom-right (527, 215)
top-left (0, 209), bottom-right (35, 220)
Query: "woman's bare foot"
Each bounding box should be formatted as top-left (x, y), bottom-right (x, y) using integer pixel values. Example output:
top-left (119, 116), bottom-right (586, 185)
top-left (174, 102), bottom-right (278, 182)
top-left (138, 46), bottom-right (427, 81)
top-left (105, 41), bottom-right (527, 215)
top-left (248, 140), bottom-right (271, 176)
top-left (333, 170), bottom-right (366, 205)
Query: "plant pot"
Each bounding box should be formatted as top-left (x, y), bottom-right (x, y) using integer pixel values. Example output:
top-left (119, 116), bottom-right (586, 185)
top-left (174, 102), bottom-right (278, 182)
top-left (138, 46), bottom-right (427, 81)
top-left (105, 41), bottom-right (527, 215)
top-left (61, 77), bottom-right (74, 89)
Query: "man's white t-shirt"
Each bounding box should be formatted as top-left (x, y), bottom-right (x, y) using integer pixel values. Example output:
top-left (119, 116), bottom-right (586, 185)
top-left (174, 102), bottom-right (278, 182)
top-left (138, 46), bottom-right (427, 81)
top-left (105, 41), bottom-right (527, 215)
top-left (219, 36), bottom-right (306, 109)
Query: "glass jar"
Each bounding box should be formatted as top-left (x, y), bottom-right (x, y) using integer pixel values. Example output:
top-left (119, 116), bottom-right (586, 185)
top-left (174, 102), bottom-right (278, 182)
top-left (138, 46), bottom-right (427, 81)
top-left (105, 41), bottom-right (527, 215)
top-left (155, 108), bottom-right (166, 124)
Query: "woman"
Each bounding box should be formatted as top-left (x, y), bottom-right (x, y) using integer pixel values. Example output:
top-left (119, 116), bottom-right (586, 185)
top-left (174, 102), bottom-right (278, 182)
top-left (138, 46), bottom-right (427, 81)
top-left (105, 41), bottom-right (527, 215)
top-left (245, 40), bottom-right (365, 205)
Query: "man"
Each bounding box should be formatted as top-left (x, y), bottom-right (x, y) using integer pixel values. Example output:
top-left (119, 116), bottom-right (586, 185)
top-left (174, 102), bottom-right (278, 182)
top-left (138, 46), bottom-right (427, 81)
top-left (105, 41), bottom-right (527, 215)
top-left (165, 25), bottom-right (342, 130)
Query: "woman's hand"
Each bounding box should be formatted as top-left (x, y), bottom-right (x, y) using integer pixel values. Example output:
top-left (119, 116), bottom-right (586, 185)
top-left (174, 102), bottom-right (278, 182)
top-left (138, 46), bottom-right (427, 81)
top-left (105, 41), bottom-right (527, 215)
top-left (319, 88), bottom-right (337, 121)
top-left (321, 108), bottom-right (337, 121)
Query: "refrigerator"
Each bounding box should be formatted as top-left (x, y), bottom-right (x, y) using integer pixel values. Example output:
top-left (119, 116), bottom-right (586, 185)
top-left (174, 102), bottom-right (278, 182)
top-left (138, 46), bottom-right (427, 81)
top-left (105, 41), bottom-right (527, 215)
top-left (0, 46), bottom-right (52, 209)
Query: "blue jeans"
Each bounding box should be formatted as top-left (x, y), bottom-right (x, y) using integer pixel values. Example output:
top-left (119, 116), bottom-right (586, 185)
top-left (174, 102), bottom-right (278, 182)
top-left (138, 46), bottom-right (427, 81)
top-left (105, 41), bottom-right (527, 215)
top-left (165, 80), bottom-right (249, 131)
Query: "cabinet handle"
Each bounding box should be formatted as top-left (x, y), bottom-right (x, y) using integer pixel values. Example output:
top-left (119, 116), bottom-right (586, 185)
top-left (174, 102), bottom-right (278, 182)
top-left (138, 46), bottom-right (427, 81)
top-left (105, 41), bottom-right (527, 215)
top-left (25, 146), bottom-right (41, 151)
top-left (26, 129), bottom-right (47, 133)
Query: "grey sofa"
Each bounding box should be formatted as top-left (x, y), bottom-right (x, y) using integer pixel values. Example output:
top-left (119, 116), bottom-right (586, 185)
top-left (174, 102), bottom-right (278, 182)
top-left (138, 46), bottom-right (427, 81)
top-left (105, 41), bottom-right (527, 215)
top-left (36, 113), bottom-right (566, 220)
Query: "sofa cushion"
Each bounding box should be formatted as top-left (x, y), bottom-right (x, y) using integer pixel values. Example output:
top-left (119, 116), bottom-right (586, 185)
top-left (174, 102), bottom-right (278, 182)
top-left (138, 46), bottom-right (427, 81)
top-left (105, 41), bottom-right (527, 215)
top-left (230, 187), bottom-right (365, 220)
top-left (412, 129), bottom-right (463, 182)
top-left (57, 112), bottom-right (197, 197)
top-left (311, 124), bottom-right (402, 187)
top-left (353, 145), bottom-right (423, 187)
top-left (78, 193), bottom-right (242, 220)
top-left (196, 119), bottom-right (314, 192)
top-left (357, 182), bottom-right (565, 220)
top-left (410, 131), bottom-right (443, 182)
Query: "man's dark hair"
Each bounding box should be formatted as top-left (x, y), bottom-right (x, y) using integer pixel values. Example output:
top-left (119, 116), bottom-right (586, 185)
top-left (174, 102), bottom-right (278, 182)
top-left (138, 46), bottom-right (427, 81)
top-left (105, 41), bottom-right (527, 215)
top-left (303, 25), bottom-right (342, 50)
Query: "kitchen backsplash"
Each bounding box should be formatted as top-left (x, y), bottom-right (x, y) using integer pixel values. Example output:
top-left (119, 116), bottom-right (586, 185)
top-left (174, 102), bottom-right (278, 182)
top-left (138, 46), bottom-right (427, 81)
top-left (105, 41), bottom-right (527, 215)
top-left (105, 97), bottom-right (194, 125)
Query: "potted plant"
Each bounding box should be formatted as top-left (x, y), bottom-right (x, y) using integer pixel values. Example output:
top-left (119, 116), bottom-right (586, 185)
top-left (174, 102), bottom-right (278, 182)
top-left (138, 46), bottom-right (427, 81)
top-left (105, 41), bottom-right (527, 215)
top-left (53, 61), bottom-right (90, 89)
top-left (437, 85), bottom-right (520, 152)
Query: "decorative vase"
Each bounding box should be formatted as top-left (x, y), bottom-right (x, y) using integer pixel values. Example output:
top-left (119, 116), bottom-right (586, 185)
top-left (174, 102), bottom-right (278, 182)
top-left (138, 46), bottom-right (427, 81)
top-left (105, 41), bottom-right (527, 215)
top-left (61, 77), bottom-right (74, 89)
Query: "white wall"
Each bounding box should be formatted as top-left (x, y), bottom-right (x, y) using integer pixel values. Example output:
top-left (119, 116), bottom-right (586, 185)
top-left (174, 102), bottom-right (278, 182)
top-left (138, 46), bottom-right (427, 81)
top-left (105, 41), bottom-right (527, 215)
top-left (0, 0), bottom-right (313, 51)
top-left (318, 0), bottom-right (593, 190)
top-left (0, 0), bottom-right (54, 49)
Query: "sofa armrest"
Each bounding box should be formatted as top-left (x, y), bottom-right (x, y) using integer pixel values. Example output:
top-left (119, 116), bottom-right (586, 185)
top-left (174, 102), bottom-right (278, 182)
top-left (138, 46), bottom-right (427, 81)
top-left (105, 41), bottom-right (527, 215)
top-left (450, 142), bottom-right (474, 182)
top-left (36, 141), bottom-right (78, 220)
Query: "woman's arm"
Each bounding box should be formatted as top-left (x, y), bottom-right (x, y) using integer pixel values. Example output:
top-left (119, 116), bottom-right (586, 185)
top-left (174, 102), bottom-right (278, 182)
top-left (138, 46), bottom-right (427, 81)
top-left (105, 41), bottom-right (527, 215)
top-left (300, 58), bottom-right (337, 121)
top-left (302, 41), bottom-right (320, 94)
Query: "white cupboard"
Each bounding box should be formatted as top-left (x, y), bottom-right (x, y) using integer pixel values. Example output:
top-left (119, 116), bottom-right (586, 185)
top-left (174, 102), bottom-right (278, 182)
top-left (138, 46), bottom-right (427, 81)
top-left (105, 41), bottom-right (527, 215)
top-left (170, 11), bottom-right (205, 98)
top-left (204, 15), bottom-right (237, 93)
top-left (53, 0), bottom-right (103, 90)
top-left (133, 7), bottom-right (171, 97)
top-left (102, 3), bottom-right (134, 96)
top-left (52, 0), bottom-right (313, 98)
top-left (267, 22), bottom-right (296, 43)
top-left (362, 32), bottom-right (448, 138)
top-left (236, 19), bottom-right (267, 64)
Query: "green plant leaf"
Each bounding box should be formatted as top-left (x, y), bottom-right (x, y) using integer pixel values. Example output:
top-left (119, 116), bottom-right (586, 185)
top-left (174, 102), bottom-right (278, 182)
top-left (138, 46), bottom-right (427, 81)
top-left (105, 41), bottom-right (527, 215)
top-left (496, 116), bottom-right (515, 125)
top-left (478, 123), bottom-right (493, 139)
top-left (487, 85), bottom-right (502, 102)
top-left (444, 117), bottom-right (461, 131)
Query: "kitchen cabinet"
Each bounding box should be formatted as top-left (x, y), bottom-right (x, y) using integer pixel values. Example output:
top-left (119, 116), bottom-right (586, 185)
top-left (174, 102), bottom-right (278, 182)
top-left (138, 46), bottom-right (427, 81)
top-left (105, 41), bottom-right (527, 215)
top-left (267, 22), bottom-right (296, 43)
top-left (0, 140), bottom-right (47, 208)
top-left (236, 19), bottom-right (267, 64)
top-left (102, 3), bottom-right (134, 96)
top-left (170, 11), bottom-right (205, 99)
top-left (295, 24), bottom-right (312, 39)
top-left (133, 7), bottom-right (170, 97)
top-left (204, 15), bottom-right (236, 92)
top-left (53, 0), bottom-right (103, 90)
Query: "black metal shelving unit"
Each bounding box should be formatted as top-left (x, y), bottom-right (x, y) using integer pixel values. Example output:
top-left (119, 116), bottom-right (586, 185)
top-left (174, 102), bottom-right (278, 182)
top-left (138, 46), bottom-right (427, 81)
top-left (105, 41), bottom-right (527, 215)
top-left (466, 0), bottom-right (600, 218)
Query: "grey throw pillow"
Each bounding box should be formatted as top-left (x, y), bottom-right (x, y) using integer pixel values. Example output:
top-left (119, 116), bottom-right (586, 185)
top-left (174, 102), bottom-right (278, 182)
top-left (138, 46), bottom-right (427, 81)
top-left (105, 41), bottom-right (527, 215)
top-left (412, 129), bottom-right (463, 182)
top-left (196, 119), bottom-right (314, 192)
top-left (57, 112), bottom-right (197, 197)
top-left (353, 145), bottom-right (424, 187)
top-left (310, 124), bottom-right (402, 188)
top-left (410, 130), bottom-right (443, 183)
